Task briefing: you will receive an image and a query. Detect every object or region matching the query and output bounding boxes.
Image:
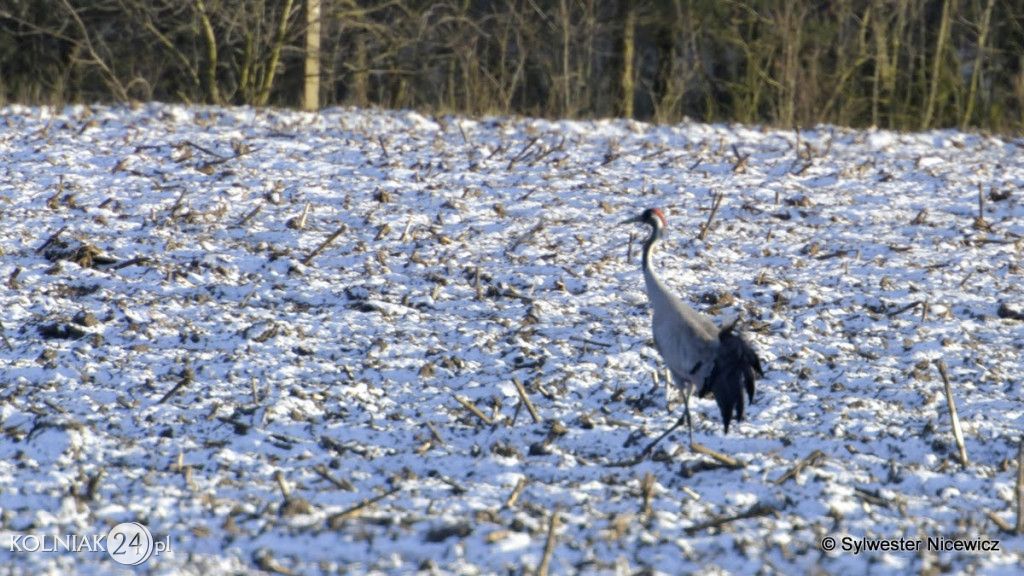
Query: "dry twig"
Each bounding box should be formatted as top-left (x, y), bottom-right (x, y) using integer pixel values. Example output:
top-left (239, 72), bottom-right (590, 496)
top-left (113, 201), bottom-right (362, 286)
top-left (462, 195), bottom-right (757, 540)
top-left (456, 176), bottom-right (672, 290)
top-left (512, 378), bottom-right (541, 424)
top-left (697, 192), bottom-right (724, 242)
top-left (327, 486), bottom-right (402, 528)
top-left (302, 224), bottom-right (347, 266)
top-left (36, 226), bottom-right (68, 254)
top-left (775, 450), bottom-right (826, 485)
top-left (158, 366), bottom-right (194, 404)
top-left (1018, 437), bottom-right (1023, 534)
top-left (536, 508), bottom-right (560, 576)
top-left (684, 503), bottom-right (776, 535)
top-left (237, 204), bottom-right (263, 227)
top-left (312, 464), bottom-right (355, 491)
top-left (453, 394), bottom-right (494, 426)
top-left (505, 477), bottom-right (527, 508)
top-left (692, 442), bottom-right (746, 469)
top-left (935, 360), bottom-right (968, 468)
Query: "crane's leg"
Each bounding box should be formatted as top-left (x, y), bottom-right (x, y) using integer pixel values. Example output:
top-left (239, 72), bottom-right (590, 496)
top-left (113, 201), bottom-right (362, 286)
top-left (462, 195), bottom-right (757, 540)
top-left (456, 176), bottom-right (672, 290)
top-left (683, 380), bottom-right (694, 446)
top-left (640, 376), bottom-right (694, 456)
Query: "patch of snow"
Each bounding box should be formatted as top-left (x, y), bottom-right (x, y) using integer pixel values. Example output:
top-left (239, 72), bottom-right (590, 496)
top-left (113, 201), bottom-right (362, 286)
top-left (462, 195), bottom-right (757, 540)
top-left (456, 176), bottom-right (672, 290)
top-left (0, 104), bottom-right (1022, 575)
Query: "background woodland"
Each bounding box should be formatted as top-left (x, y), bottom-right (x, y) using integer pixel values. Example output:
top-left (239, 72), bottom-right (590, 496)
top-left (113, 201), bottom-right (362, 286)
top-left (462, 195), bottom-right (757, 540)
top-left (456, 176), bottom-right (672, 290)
top-left (2, 0), bottom-right (1023, 132)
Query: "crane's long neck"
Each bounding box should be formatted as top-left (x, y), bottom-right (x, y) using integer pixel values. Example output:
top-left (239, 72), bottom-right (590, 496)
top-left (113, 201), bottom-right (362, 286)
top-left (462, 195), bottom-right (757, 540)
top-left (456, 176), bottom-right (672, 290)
top-left (641, 225), bottom-right (665, 293)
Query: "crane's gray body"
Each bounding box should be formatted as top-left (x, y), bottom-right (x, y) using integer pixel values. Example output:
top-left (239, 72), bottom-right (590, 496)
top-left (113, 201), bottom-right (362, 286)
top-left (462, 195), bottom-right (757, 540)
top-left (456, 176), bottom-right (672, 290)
top-left (642, 246), bottom-right (718, 389)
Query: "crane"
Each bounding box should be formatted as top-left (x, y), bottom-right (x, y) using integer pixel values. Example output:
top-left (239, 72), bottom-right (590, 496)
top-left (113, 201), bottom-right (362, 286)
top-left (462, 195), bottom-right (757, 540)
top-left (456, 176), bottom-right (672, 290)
top-left (621, 207), bottom-right (763, 454)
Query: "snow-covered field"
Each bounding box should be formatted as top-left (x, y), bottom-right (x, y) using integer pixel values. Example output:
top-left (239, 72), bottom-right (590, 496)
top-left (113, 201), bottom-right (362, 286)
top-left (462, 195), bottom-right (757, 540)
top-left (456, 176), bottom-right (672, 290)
top-left (1, 103), bottom-right (1022, 575)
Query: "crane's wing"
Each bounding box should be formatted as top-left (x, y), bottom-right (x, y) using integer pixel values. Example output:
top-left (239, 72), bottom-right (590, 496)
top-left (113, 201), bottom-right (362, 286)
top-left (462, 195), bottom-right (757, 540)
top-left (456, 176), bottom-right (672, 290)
top-left (649, 287), bottom-right (720, 381)
top-left (697, 319), bottom-right (763, 434)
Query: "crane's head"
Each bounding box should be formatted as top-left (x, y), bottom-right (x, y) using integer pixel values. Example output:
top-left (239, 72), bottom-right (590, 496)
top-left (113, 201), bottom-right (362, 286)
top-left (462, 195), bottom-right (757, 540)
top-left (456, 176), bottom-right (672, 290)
top-left (620, 208), bottom-right (667, 231)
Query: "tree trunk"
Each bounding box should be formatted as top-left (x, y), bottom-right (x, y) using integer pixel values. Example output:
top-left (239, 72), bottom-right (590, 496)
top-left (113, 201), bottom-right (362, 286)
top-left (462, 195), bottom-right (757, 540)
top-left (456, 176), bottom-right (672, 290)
top-left (652, 1), bottom-right (681, 122)
top-left (255, 0), bottom-right (295, 106)
top-left (194, 0), bottom-right (221, 105)
top-left (961, 0), bottom-right (996, 129)
top-left (922, 0), bottom-right (953, 130)
top-left (618, 0), bottom-right (636, 119)
top-left (303, 0), bottom-right (321, 111)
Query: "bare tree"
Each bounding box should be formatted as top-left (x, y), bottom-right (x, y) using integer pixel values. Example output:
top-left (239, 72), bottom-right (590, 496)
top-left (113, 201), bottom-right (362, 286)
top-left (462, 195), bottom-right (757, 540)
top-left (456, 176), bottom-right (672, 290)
top-left (303, 0), bottom-right (321, 111)
top-left (2, 0), bottom-right (1023, 131)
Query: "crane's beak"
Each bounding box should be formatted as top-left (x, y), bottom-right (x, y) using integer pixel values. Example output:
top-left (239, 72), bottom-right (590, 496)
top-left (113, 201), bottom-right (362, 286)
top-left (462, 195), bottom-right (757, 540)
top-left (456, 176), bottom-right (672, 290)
top-left (619, 214), bottom-right (643, 226)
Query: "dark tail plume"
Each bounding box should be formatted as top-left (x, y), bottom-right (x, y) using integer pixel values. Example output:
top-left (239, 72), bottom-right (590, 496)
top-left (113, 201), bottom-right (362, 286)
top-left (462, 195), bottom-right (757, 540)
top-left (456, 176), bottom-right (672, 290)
top-left (697, 319), bottom-right (763, 434)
